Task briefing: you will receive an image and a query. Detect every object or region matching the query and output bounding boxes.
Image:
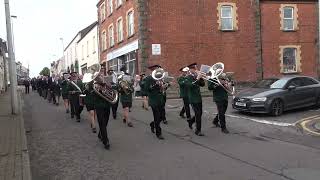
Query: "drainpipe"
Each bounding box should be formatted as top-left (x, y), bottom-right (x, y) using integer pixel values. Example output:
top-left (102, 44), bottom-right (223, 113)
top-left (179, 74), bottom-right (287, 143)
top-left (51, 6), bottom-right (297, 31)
top-left (318, 1), bottom-right (320, 79)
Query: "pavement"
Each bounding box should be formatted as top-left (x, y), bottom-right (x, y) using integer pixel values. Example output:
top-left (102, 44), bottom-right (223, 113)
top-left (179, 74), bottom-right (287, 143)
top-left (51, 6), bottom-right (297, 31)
top-left (0, 88), bottom-right (32, 180)
top-left (23, 91), bottom-right (320, 180)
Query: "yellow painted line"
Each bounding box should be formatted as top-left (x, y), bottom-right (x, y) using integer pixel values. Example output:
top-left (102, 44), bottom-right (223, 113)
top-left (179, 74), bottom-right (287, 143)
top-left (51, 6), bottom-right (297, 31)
top-left (294, 115), bottom-right (320, 125)
top-left (300, 119), bottom-right (320, 136)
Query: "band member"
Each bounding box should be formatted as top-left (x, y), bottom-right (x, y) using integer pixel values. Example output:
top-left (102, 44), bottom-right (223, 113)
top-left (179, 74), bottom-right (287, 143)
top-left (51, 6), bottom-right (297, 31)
top-left (145, 64), bottom-right (165, 140)
top-left (107, 69), bottom-right (119, 119)
top-left (118, 66), bottom-right (134, 127)
top-left (53, 76), bottom-right (61, 105)
top-left (83, 80), bottom-right (97, 133)
top-left (208, 73), bottom-right (230, 134)
top-left (67, 71), bottom-right (84, 122)
top-left (185, 63), bottom-right (205, 136)
top-left (94, 65), bottom-right (111, 150)
top-left (177, 67), bottom-right (191, 120)
top-left (48, 75), bottom-right (54, 103)
top-left (139, 73), bottom-right (149, 110)
top-left (61, 73), bottom-right (70, 113)
top-left (24, 78), bottom-right (30, 94)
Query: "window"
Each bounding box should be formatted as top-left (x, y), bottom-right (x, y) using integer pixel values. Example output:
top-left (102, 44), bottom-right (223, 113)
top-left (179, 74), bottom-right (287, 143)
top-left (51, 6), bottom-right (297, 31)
top-left (279, 45), bottom-right (301, 74)
top-left (217, 3), bottom-right (238, 31)
top-left (124, 52), bottom-right (136, 75)
top-left (117, 18), bottom-right (123, 42)
top-left (287, 78), bottom-right (303, 87)
top-left (302, 77), bottom-right (319, 86)
top-left (117, 0), bottom-right (123, 8)
top-left (86, 41), bottom-right (89, 57)
top-left (107, 0), bottom-right (113, 16)
top-left (280, 5), bottom-right (298, 31)
top-left (101, 31), bottom-right (107, 51)
top-left (108, 25), bottom-right (114, 47)
top-left (221, 6), bottom-right (233, 30)
top-left (100, 3), bottom-right (106, 22)
top-left (108, 59), bottom-right (119, 71)
top-left (127, 10), bottom-right (134, 37)
top-left (92, 36), bottom-right (96, 53)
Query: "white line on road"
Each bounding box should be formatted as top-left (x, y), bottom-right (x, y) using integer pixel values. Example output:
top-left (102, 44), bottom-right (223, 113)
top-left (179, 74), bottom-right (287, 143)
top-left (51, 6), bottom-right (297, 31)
top-left (203, 110), bottom-right (295, 127)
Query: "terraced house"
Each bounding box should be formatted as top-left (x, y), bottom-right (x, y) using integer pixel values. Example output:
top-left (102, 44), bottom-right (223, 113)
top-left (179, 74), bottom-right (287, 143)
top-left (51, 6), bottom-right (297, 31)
top-left (97, 0), bottom-right (318, 82)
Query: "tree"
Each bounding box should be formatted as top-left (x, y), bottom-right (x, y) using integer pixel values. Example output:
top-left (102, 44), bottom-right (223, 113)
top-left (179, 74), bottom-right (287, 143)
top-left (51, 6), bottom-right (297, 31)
top-left (40, 67), bottom-right (50, 76)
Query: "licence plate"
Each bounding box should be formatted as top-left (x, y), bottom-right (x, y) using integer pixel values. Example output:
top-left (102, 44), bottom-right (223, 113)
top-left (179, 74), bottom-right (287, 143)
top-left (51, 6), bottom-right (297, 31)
top-left (235, 102), bottom-right (246, 107)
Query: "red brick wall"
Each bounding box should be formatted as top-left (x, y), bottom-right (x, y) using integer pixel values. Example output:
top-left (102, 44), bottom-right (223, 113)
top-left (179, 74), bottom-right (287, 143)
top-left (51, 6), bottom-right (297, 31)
top-left (261, 1), bottom-right (318, 78)
top-left (98, 0), bottom-right (139, 65)
top-left (145, 0), bottom-right (258, 81)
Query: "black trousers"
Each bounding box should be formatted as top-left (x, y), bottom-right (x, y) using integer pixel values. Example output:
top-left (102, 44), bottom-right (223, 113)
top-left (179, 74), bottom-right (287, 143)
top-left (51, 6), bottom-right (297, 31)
top-left (180, 97), bottom-right (191, 118)
top-left (111, 97), bottom-right (119, 118)
top-left (69, 95), bottom-right (81, 119)
top-left (151, 105), bottom-right (162, 136)
top-left (25, 85), bottom-right (30, 94)
top-left (96, 107), bottom-right (110, 144)
top-left (160, 104), bottom-right (166, 121)
top-left (190, 102), bottom-right (203, 132)
top-left (214, 100), bottom-right (228, 129)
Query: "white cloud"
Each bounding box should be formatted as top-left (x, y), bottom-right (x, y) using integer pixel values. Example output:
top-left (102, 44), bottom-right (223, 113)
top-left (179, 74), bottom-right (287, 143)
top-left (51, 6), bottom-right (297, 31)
top-left (0, 0), bottom-right (97, 77)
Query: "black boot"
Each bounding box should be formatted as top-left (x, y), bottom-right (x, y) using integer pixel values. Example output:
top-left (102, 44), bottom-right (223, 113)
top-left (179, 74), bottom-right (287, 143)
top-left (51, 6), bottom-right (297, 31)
top-left (150, 122), bottom-right (155, 133)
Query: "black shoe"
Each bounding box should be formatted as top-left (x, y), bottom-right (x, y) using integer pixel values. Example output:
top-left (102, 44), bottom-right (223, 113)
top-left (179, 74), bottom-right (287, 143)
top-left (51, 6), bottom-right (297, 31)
top-left (127, 122), bottom-right (133, 127)
top-left (92, 128), bottom-right (97, 133)
top-left (187, 119), bottom-right (193, 130)
top-left (71, 115), bottom-right (74, 119)
top-left (98, 133), bottom-right (102, 141)
top-left (157, 135), bottom-right (164, 140)
top-left (221, 128), bottom-right (230, 134)
top-left (150, 123), bottom-right (155, 133)
top-left (213, 121), bottom-right (221, 128)
top-left (180, 114), bottom-right (186, 119)
top-left (123, 119), bottom-right (126, 124)
top-left (163, 120), bottom-right (168, 124)
top-left (77, 119), bottom-right (80, 122)
top-left (113, 114), bottom-right (117, 119)
top-left (195, 131), bottom-right (204, 136)
top-left (104, 141), bottom-right (110, 150)
top-left (66, 109), bottom-right (70, 113)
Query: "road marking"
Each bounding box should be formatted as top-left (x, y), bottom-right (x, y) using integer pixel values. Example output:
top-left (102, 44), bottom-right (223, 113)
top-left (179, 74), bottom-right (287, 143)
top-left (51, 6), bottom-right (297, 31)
top-left (203, 110), bottom-right (294, 127)
top-left (300, 119), bottom-right (320, 136)
top-left (293, 115), bottom-right (320, 126)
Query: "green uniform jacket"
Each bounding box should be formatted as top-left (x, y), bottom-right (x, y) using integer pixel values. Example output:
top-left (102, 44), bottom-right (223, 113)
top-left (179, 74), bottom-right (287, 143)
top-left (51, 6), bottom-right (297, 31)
top-left (208, 80), bottom-right (228, 102)
top-left (119, 82), bottom-right (134, 103)
top-left (93, 92), bottom-right (111, 109)
top-left (61, 80), bottom-right (69, 95)
top-left (67, 80), bottom-right (84, 94)
top-left (144, 75), bottom-right (166, 107)
top-left (185, 76), bottom-right (205, 104)
top-left (84, 82), bottom-right (95, 106)
top-left (139, 78), bottom-right (147, 96)
top-left (177, 76), bottom-right (188, 98)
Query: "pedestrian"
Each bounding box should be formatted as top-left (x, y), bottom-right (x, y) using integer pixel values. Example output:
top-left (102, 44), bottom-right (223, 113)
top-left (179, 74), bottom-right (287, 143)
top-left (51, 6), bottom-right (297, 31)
top-left (118, 66), bottom-right (134, 127)
top-left (139, 73), bottom-right (149, 110)
top-left (178, 67), bottom-right (191, 120)
top-left (208, 73), bottom-right (231, 134)
top-left (61, 73), bottom-right (70, 113)
top-left (24, 78), bottom-right (30, 94)
top-left (144, 64), bottom-right (165, 140)
top-left (83, 81), bottom-right (97, 133)
top-left (95, 65), bottom-right (111, 150)
top-left (68, 72), bottom-right (84, 122)
top-left (185, 63), bottom-right (205, 136)
top-left (107, 69), bottom-right (119, 119)
top-left (53, 76), bottom-right (61, 105)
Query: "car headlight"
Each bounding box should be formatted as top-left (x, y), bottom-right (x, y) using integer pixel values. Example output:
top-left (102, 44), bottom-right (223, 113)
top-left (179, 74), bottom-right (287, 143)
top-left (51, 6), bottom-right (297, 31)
top-left (252, 97), bottom-right (267, 102)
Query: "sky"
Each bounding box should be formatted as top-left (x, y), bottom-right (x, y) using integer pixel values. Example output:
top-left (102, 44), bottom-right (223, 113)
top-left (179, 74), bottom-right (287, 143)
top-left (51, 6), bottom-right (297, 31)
top-left (0, 0), bottom-right (97, 77)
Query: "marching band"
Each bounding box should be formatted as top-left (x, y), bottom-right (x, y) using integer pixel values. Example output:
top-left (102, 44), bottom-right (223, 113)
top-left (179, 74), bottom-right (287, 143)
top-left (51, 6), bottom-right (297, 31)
top-left (33, 61), bottom-right (234, 150)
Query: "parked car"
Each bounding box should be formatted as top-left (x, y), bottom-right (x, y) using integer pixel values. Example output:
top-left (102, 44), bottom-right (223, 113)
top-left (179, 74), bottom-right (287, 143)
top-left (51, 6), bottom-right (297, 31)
top-left (232, 76), bottom-right (320, 116)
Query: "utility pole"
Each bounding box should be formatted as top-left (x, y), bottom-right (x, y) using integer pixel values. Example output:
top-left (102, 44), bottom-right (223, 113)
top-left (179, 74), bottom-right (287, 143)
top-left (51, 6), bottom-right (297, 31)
top-left (4, 0), bottom-right (19, 114)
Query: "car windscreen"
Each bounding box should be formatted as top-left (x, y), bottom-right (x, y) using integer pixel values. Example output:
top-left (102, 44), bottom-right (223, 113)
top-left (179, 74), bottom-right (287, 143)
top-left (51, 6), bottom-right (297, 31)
top-left (252, 79), bottom-right (287, 89)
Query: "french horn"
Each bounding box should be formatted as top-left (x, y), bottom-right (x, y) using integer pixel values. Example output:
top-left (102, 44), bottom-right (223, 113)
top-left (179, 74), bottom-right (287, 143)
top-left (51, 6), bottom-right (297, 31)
top-left (82, 64), bottom-right (118, 104)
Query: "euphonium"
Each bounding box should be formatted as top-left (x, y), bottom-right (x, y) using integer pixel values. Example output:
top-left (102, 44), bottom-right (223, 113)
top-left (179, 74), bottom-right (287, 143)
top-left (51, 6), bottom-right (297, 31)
top-left (82, 64), bottom-right (118, 104)
top-left (118, 73), bottom-right (134, 95)
top-left (151, 68), bottom-right (173, 93)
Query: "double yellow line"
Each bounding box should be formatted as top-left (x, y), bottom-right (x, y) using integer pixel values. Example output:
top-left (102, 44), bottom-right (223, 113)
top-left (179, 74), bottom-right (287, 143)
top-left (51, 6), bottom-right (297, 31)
top-left (295, 115), bottom-right (320, 136)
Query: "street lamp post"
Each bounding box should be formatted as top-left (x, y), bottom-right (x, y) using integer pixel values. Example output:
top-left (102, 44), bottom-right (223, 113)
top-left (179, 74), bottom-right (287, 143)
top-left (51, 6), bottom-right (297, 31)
top-left (4, 0), bottom-right (19, 114)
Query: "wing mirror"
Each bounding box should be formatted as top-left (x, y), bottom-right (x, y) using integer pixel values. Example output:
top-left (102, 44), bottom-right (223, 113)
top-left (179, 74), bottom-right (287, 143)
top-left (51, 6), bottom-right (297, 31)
top-left (288, 85), bottom-right (296, 91)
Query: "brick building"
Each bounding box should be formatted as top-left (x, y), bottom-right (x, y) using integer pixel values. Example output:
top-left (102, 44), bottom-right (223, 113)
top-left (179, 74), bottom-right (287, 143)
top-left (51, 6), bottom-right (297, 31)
top-left (97, 0), bottom-right (318, 82)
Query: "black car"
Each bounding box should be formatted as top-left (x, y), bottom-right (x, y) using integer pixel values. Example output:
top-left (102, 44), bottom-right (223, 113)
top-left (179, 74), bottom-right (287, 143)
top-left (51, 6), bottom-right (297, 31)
top-left (232, 76), bottom-right (320, 116)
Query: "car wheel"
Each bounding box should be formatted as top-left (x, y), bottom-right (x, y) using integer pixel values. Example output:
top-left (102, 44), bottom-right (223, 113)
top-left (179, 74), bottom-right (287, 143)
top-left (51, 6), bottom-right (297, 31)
top-left (270, 99), bottom-right (283, 116)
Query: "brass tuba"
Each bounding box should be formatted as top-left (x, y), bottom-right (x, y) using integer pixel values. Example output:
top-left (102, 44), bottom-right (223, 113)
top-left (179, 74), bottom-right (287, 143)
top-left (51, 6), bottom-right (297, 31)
top-left (82, 64), bottom-right (118, 104)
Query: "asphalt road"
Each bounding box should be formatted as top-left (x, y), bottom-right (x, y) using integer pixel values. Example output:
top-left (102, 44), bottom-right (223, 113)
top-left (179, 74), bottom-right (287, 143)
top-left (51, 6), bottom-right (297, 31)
top-left (23, 92), bottom-right (320, 180)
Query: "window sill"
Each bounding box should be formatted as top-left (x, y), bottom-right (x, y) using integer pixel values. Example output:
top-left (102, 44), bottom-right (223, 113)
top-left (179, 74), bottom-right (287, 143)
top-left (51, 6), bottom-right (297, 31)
top-left (118, 40), bottom-right (124, 44)
top-left (109, 45), bottom-right (115, 48)
top-left (220, 29), bottom-right (237, 32)
top-left (101, 19), bottom-right (106, 24)
top-left (101, 49), bottom-right (108, 53)
top-left (282, 29), bottom-right (297, 32)
top-left (107, 12), bottom-right (113, 17)
top-left (281, 71), bottom-right (299, 74)
top-left (127, 34), bottom-right (135, 39)
top-left (116, 4), bottom-right (122, 9)
top-left (93, 51), bottom-right (96, 54)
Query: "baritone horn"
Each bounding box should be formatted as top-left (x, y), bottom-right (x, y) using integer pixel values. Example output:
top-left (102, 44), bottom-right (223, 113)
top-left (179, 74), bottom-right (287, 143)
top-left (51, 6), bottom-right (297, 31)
top-left (82, 64), bottom-right (118, 104)
top-left (151, 67), bottom-right (174, 93)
